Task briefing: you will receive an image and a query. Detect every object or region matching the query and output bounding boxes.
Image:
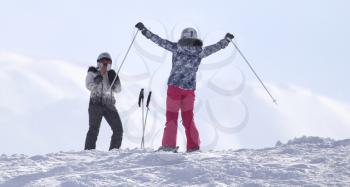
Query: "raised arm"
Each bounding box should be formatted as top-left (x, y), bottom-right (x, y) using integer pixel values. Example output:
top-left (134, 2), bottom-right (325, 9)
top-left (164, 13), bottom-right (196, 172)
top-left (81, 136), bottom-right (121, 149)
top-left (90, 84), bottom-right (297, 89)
top-left (199, 33), bottom-right (234, 58)
top-left (108, 70), bottom-right (121, 93)
top-left (112, 78), bottom-right (121, 93)
top-left (86, 67), bottom-right (101, 91)
top-left (135, 22), bottom-right (177, 52)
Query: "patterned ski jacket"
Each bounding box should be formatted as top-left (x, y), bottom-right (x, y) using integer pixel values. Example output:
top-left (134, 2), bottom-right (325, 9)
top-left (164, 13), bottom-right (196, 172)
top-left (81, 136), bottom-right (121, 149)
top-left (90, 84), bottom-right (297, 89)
top-left (85, 65), bottom-right (121, 107)
top-left (142, 28), bottom-right (230, 90)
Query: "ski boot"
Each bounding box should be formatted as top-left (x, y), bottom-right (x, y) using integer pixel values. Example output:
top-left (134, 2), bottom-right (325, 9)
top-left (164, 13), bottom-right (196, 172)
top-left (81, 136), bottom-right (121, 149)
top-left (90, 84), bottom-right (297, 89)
top-left (186, 147), bottom-right (200, 153)
top-left (157, 146), bottom-right (179, 153)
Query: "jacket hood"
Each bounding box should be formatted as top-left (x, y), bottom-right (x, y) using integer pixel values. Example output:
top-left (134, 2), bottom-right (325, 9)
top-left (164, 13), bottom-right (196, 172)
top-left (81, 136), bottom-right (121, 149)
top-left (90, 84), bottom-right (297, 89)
top-left (178, 38), bottom-right (203, 47)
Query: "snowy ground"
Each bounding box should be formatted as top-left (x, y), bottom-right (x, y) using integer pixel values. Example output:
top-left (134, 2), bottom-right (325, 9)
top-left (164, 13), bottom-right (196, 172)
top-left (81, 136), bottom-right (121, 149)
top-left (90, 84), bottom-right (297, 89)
top-left (0, 136), bottom-right (349, 187)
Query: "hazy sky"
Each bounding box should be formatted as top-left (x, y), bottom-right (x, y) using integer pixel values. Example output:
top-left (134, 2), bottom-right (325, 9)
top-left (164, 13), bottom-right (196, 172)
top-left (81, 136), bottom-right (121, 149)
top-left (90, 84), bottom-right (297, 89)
top-left (1, 0), bottom-right (350, 154)
top-left (1, 0), bottom-right (349, 102)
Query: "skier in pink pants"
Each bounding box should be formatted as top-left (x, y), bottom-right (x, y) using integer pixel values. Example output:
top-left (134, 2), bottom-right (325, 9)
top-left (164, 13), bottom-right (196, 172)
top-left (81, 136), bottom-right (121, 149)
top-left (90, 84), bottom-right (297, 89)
top-left (136, 22), bottom-right (233, 152)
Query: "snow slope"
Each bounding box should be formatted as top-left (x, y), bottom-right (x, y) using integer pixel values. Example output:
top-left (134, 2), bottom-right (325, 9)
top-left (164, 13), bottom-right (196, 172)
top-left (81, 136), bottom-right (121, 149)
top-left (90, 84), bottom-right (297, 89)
top-left (1, 136), bottom-right (349, 186)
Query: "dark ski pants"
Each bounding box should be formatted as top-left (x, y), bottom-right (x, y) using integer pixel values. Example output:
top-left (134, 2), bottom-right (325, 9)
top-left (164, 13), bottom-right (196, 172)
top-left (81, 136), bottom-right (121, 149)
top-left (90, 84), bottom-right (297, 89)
top-left (85, 104), bottom-right (123, 150)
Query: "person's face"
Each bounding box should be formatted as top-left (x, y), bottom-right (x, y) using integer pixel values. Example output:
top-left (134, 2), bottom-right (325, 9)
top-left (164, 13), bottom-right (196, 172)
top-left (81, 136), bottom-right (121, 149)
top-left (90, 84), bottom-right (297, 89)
top-left (99, 58), bottom-right (112, 66)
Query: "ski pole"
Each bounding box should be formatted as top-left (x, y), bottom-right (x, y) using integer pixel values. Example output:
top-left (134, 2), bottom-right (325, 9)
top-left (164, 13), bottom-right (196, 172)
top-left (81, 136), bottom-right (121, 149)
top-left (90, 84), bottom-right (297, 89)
top-left (229, 39), bottom-right (277, 104)
top-left (138, 88), bottom-right (145, 149)
top-left (138, 88), bottom-right (144, 108)
top-left (109, 29), bottom-right (140, 90)
top-left (141, 91), bottom-right (152, 149)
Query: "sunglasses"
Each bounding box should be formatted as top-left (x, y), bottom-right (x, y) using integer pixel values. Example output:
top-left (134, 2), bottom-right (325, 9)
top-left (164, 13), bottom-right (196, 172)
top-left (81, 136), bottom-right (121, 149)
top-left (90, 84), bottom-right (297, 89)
top-left (98, 58), bottom-right (112, 64)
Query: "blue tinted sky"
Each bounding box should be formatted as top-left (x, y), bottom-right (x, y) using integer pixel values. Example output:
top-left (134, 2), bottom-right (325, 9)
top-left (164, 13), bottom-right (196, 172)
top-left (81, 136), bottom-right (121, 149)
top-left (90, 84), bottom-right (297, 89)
top-left (0, 0), bottom-right (350, 102)
top-left (1, 0), bottom-right (349, 103)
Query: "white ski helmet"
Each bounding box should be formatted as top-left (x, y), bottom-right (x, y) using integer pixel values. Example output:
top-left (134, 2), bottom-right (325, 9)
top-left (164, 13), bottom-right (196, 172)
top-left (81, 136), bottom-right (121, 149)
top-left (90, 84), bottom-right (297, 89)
top-left (97, 52), bottom-right (112, 62)
top-left (97, 52), bottom-right (112, 70)
top-left (181, 28), bottom-right (198, 39)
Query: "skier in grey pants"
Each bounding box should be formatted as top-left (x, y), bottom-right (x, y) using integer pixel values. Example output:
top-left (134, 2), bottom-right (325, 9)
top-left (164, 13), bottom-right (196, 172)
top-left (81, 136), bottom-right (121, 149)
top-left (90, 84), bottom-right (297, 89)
top-left (84, 52), bottom-right (123, 151)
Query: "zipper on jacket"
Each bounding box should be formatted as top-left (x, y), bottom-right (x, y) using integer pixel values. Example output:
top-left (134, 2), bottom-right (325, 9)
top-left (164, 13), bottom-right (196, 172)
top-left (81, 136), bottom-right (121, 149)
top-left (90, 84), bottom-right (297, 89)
top-left (100, 73), bottom-right (103, 105)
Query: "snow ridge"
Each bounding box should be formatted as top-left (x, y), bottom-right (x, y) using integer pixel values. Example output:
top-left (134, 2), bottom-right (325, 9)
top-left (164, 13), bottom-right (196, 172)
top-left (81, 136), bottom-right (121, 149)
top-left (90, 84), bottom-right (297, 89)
top-left (0, 136), bottom-right (349, 186)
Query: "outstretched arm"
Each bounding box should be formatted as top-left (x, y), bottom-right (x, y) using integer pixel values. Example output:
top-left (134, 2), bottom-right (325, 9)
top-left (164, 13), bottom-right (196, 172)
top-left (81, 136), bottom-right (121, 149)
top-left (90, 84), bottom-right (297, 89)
top-left (135, 22), bottom-right (177, 52)
top-left (199, 33), bottom-right (234, 58)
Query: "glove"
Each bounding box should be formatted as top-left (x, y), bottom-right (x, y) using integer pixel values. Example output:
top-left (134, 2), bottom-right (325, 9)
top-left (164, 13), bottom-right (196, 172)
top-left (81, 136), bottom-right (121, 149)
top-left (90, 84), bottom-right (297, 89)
top-left (88, 66), bottom-right (98, 73)
top-left (93, 74), bottom-right (103, 84)
top-left (108, 70), bottom-right (119, 88)
top-left (225, 33), bottom-right (234, 40)
top-left (135, 22), bottom-right (145, 31)
top-left (108, 70), bottom-right (117, 84)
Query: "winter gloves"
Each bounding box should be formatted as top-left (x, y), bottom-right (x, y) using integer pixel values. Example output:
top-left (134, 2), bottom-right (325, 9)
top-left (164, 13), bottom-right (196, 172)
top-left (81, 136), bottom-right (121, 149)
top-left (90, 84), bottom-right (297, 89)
top-left (108, 69), bottom-right (116, 83)
top-left (137, 22), bottom-right (234, 42)
top-left (108, 70), bottom-right (119, 88)
top-left (94, 75), bottom-right (103, 84)
top-left (88, 66), bottom-right (98, 73)
top-left (225, 33), bottom-right (234, 40)
top-left (135, 22), bottom-right (149, 38)
top-left (220, 33), bottom-right (234, 48)
top-left (89, 66), bottom-right (119, 87)
top-left (135, 22), bottom-right (146, 31)
top-left (93, 70), bottom-right (119, 88)
top-left (89, 66), bottom-right (103, 84)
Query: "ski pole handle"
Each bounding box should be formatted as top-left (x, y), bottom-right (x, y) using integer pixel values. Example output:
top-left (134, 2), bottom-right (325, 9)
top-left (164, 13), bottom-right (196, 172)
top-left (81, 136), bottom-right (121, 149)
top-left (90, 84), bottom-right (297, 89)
top-left (138, 88), bottom-right (144, 107)
top-left (146, 91), bottom-right (152, 108)
top-left (225, 33), bottom-right (234, 40)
